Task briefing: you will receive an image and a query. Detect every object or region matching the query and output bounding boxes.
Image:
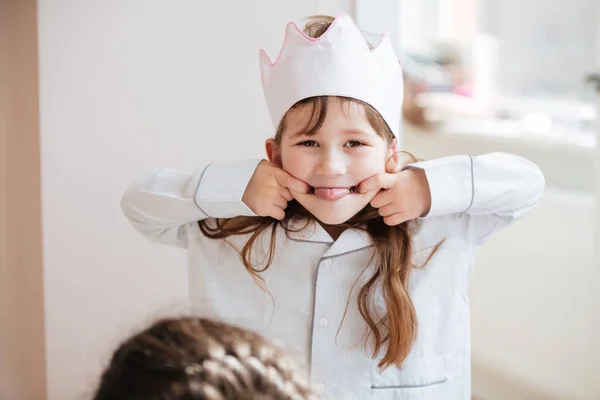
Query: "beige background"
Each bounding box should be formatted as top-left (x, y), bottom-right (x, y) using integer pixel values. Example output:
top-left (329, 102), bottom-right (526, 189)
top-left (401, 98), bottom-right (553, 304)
top-left (0, 0), bottom-right (46, 399)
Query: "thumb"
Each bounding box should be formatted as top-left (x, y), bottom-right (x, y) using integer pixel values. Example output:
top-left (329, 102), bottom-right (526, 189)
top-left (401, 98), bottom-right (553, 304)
top-left (275, 169), bottom-right (311, 194)
top-left (358, 173), bottom-right (397, 194)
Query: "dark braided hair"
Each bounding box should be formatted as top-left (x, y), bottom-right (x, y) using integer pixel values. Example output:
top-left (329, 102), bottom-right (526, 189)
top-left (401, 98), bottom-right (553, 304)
top-left (92, 317), bottom-right (320, 400)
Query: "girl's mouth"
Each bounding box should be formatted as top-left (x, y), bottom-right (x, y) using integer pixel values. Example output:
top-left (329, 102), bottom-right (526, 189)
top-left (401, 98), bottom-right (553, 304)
top-left (310, 186), bottom-right (358, 201)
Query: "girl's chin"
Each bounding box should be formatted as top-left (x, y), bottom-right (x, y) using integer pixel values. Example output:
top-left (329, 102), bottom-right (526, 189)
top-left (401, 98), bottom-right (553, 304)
top-left (313, 213), bottom-right (356, 225)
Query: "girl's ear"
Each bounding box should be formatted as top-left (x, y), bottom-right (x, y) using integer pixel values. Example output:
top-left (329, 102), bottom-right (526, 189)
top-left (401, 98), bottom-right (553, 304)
top-left (386, 138), bottom-right (401, 173)
top-left (265, 138), bottom-right (282, 167)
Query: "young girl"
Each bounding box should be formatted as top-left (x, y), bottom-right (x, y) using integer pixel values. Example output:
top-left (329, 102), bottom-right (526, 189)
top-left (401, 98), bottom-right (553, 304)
top-left (93, 317), bottom-right (319, 400)
top-left (121, 14), bottom-right (544, 400)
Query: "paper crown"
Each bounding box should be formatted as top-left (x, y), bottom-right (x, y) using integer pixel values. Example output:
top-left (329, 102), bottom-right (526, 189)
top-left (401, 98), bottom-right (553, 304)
top-left (259, 13), bottom-right (403, 137)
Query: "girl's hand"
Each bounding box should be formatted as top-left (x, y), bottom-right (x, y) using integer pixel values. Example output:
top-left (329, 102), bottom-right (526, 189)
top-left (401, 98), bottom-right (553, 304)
top-left (358, 168), bottom-right (432, 226)
top-left (242, 160), bottom-right (310, 220)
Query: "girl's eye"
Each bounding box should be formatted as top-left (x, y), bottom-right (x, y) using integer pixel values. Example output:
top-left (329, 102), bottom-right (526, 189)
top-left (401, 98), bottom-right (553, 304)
top-left (346, 141), bottom-right (364, 147)
top-left (298, 140), bottom-right (318, 147)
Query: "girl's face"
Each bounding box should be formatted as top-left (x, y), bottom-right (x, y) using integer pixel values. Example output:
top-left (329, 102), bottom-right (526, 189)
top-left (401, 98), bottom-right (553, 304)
top-left (266, 98), bottom-right (397, 225)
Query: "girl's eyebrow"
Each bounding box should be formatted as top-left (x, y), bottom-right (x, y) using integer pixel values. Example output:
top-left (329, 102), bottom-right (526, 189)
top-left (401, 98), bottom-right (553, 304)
top-left (290, 128), bottom-right (371, 139)
top-left (340, 128), bottom-right (371, 136)
top-left (290, 129), bottom-right (310, 139)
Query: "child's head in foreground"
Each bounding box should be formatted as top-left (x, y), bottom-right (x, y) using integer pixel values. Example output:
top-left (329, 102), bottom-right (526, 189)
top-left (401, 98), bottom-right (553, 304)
top-left (92, 317), bottom-right (319, 400)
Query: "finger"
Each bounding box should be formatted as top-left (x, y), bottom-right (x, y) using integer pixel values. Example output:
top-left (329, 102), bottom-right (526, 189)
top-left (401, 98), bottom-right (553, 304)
top-left (370, 190), bottom-right (394, 209)
top-left (377, 203), bottom-right (401, 217)
top-left (383, 213), bottom-right (408, 226)
top-left (279, 187), bottom-right (293, 202)
top-left (269, 206), bottom-right (286, 221)
top-left (273, 195), bottom-right (288, 210)
top-left (275, 169), bottom-right (311, 194)
top-left (358, 173), bottom-right (397, 194)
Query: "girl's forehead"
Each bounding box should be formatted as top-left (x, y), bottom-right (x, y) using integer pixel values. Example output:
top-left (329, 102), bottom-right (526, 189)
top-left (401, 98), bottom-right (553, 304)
top-left (284, 100), bottom-right (377, 138)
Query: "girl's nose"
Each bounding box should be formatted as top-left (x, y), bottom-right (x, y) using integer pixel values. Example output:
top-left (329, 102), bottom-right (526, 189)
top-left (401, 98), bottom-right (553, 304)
top-left (315, 150), bottom-right (347, 177)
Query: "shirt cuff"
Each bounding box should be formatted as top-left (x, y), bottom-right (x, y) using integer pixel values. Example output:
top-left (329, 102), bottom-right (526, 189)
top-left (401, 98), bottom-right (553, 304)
top-left (194, 159), bottom-right (262, 218)
top-left (409, 155), bottom-right (474, 218)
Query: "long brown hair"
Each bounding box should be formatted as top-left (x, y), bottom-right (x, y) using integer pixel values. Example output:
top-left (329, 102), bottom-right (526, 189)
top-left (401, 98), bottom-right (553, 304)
top-left (199, 16), bottom-right (441, 370)
top-left (92, 317), bottom-right (319, 400)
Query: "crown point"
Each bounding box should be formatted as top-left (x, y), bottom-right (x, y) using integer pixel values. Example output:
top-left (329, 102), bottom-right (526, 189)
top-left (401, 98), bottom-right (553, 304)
top-left (259, 48), bottom-right (272, 64)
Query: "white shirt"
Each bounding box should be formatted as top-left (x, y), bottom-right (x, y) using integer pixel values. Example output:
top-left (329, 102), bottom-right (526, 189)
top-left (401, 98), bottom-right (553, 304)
top-left (121, 153), bottom-right (544, 400)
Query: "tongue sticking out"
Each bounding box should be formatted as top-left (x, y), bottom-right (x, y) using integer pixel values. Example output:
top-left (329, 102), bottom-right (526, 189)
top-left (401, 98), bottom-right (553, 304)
top-left (313, 188), bottom-right (351, 201)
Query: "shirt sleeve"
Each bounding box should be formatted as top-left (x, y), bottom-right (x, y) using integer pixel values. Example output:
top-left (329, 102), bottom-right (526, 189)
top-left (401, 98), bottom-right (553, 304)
top-left (120, 159), bottom-right (261, 248)
top-left (409, 152), bottom-right (545, 244)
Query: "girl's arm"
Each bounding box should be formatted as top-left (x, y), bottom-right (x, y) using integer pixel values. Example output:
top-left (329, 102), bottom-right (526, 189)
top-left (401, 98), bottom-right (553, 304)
top-left (120, 159), bottom-right (261, 248)
top-left (411, 152), bottom-right (545, 244)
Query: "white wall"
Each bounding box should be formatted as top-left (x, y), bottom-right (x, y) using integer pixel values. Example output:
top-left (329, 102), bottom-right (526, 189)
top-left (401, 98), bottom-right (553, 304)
top-left (38, 1), bottom-right (352, 399)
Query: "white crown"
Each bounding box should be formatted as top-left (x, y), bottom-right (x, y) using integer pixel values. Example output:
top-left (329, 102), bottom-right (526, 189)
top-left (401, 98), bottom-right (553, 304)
top-left (259, 13), bottom-right (403, 138)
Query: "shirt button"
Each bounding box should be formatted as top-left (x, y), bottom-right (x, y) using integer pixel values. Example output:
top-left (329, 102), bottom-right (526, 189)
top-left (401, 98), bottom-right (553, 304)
top-left (316, 382), bottom-right (326, 392)
top-left (323, 259), bottom-right (332, 266)
top-left (319, 317), bottom-right (328, 327)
